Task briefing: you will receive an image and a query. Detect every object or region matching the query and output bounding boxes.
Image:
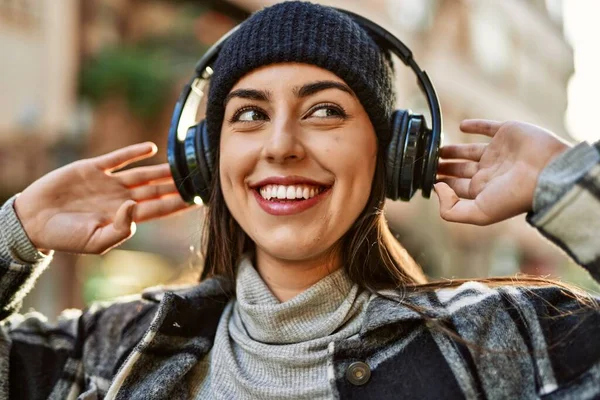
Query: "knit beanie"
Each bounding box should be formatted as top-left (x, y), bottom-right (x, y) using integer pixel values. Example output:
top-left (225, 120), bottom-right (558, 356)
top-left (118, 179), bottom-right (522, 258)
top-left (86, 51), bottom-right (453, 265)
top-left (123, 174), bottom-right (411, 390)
top-left (205, 1), bottom-right (396, 147)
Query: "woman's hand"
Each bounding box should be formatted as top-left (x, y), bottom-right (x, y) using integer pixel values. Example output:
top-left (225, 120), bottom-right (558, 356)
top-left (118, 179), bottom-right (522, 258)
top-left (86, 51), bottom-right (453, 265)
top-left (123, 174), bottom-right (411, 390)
top-left (434, 119), bottom-right (571, 225)
top-left (13, 142), bottom-right (194, 254)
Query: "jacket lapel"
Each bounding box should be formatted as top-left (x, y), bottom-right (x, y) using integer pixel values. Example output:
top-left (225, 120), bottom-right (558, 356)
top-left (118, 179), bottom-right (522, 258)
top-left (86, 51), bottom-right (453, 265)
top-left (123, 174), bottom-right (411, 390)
top-left (105, 277), bottom-right (233, 399)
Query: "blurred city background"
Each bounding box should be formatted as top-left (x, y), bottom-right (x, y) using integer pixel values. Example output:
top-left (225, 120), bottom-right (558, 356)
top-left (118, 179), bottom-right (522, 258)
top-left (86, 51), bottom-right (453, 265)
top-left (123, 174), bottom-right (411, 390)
top-left (1, 0), bottom-right (599, 319)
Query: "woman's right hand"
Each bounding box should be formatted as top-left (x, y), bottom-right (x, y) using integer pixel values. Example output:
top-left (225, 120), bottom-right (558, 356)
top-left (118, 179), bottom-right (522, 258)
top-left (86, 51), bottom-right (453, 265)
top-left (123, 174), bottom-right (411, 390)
top-left (434, 119), bottom-right (570, 225)
top-left (13, 142), bottom-right (194, 255)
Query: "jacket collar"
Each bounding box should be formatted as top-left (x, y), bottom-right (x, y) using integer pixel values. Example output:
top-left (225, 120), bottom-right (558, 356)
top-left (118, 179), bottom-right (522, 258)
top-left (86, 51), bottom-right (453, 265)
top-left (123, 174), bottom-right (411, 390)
top-left (141, 275), bottom-right (234, 304)
top-left (142, 276), bottom-right (445, 337)
top-left (141, 277), bottom-right (440, 338)
top-left (359, 290), bottom-right (444, 336)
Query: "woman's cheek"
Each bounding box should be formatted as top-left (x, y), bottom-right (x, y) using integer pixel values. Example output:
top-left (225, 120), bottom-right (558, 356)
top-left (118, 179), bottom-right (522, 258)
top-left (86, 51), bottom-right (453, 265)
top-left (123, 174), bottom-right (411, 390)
top-left (219, 138), bottom-right (249, 219)
top-left (335, 143), bottom-right (376, 189)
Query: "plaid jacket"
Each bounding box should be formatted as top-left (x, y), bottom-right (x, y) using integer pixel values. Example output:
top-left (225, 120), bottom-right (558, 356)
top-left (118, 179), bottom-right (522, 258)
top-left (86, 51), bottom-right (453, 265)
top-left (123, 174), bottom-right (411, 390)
top-left (1, 142), bottom-right (600, 400)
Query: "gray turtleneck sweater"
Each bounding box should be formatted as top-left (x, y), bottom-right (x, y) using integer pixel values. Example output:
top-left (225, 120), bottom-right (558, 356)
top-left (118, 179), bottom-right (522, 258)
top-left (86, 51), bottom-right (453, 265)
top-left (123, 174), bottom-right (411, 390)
top-left (186, 256), bottom-right (373, 399)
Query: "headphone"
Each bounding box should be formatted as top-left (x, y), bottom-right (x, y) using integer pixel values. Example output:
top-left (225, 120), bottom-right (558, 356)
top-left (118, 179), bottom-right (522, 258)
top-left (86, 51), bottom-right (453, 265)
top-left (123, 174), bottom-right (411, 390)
top-left (167, 9), bottom-right (442, 205)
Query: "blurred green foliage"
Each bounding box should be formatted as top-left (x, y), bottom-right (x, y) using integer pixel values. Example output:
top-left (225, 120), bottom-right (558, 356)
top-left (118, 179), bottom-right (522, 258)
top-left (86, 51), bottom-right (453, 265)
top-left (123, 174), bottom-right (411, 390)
top-left (79, 4), bottom-right (210, 119)
top-left (80, 46), bottom-right (172, 119)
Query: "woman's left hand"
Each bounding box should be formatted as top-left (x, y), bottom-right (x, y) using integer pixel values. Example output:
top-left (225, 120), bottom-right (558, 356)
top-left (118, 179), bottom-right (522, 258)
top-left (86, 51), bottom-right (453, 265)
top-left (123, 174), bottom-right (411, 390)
top-left (434, 119), bottom-right (571, 225)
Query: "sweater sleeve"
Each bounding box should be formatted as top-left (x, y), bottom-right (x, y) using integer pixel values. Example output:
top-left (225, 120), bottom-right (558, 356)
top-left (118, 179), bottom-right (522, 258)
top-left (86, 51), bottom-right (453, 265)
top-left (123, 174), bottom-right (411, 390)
top-left (0, 196), bottom-right (74, 399)
top-left (0, 195), bottom-right (54, 320)
top-left (0, 196), bottom-right (156, 399)
top-left (526, 140), bottom-right (600, 282)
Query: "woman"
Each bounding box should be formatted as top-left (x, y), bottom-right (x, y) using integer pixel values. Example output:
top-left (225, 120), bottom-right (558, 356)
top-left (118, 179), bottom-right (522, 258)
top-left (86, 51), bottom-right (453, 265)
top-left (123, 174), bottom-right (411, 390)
top-left (1, 2), bottom-right (599, 399)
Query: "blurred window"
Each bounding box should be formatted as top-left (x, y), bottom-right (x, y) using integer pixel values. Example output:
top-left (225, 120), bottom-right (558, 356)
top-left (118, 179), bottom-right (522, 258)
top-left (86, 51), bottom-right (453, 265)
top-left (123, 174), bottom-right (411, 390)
top-left (545, 0), bottom-right (564, 25)
top-left (469, 4), bottom-right (511, 78)
top-left (386, 0), bottom-right (438, 33)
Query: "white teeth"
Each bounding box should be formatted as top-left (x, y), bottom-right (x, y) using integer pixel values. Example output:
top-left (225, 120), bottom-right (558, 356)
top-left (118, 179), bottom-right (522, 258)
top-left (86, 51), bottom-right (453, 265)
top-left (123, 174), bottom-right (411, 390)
top-left (258, 184), bottom-right (325, 201)
top-left (277, 186), bottom-right (286, 199)
top-left (286, 186), bottom-right (296, 199)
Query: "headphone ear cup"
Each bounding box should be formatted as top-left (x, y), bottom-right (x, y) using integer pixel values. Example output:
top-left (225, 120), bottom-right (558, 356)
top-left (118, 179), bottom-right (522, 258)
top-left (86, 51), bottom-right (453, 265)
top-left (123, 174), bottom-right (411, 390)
top-left (200, 120), bottom-right (215, 179)
top-left (400, 115), bottom-right (427, 201)
top-left (420, 121), bottom-right (441, 199)
top-left (168, 122), bottom-right (195, 203)
top-left (386, 110), bottom-right (409, 200)
top-left (398, 114), bottom-right (439, 201)
top-left (190, 120), bottom-right (213, 204)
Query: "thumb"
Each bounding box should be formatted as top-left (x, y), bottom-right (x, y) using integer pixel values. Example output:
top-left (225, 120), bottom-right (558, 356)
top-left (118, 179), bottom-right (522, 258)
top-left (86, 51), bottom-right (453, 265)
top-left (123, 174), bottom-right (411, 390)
top-left (433, 182), bottom-right (489, 225)
top-left (92, 200), bottom-right (137, 255)
top-left (114, 200), bottom-right (137, 233)
top-left (433, 182), bottom-right (459, 218)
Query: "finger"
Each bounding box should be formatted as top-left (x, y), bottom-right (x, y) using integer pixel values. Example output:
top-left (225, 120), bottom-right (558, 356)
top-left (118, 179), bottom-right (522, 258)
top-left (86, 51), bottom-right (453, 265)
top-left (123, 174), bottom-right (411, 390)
top-left (89, 200), bottom-right (137, 254)
top-left (437, 161), bottom-right (478, 179)
top-left (130, 181), bottom-right (179, 201)
top-left (439, 143), bottom-right (486, 161)
top-left (459, 119), bottom-right (502, 137)
top-left (93, 142), bottom-right (158, 172)
top-left (434, 183), bottom-right (490, 225)
top-left (436, 177), bottom-right (474, 199)
top-left (134, 194), bottom-right (195, 222)
top-left (115, 164), bottom-right (172, 187)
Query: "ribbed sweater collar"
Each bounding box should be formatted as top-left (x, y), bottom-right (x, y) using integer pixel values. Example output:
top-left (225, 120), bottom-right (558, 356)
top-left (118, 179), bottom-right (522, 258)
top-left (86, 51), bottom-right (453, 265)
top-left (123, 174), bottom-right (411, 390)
top-left (233, 255), bottom-right (366, 344)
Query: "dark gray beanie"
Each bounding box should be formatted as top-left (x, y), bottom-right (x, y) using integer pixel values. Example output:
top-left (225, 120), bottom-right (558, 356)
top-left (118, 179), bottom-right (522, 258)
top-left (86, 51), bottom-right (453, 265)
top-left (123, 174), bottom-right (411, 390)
top-left (205, 1), bottom-right (396, 147)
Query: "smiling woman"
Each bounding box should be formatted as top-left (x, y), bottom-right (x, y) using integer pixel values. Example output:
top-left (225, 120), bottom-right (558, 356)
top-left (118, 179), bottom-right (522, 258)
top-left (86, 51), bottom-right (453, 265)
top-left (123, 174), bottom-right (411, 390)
top-left (2, 1), bottom-right (600, 399)
top-left (217, 64), bottom-right (383, 300)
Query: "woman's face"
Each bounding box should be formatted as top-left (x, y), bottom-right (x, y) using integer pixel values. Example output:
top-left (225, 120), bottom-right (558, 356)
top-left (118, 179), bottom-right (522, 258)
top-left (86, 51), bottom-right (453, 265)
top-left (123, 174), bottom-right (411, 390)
top-left (220, 63), bottom-right (377, 264)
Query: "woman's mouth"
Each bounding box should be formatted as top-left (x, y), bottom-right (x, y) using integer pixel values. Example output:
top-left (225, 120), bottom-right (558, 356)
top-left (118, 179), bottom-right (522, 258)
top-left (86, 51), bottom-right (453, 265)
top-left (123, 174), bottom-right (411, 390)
top-left (253, 184), bottom-right (332, 216)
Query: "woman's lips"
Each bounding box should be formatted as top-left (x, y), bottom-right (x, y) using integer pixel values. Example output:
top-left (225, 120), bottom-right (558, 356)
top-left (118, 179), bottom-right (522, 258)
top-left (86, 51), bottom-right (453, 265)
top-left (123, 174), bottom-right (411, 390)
top-left (252, 187), bottom-right (332, 216)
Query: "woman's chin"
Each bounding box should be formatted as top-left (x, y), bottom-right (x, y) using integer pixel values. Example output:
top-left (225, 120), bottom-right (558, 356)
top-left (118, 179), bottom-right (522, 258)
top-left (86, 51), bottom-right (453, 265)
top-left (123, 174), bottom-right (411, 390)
top-left (255, 238), bottom-right (334, 264)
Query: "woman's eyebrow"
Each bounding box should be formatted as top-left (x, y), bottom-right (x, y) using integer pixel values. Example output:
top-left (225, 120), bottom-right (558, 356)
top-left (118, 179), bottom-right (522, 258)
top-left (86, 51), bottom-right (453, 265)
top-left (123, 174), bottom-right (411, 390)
top-left (294, 81), bottom-right (355, 98)
top-left (224, 89), bottom-right (272, 106)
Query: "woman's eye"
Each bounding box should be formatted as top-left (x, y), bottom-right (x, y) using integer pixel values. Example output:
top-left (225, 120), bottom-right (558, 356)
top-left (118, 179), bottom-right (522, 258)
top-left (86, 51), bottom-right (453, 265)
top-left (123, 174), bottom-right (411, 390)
top-left (235, 109), bottom-right (267, 122)
top-left (308, 105), bottom-right (346, 119)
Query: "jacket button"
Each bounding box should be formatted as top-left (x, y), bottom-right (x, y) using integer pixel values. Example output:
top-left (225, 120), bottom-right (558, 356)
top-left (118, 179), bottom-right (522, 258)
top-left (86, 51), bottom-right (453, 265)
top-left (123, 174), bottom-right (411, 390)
top-left (346, 361), bottom-right (371, 386)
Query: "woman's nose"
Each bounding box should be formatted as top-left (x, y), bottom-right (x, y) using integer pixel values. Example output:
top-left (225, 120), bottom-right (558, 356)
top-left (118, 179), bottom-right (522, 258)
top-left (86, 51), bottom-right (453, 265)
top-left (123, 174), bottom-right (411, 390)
top-left (262, 120), bottom-right (306, 164)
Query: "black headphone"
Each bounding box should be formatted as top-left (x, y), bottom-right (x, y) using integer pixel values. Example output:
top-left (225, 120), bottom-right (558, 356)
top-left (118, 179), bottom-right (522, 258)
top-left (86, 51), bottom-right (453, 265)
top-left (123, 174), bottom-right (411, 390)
top-left (167, 9), bottom-right (442, 205)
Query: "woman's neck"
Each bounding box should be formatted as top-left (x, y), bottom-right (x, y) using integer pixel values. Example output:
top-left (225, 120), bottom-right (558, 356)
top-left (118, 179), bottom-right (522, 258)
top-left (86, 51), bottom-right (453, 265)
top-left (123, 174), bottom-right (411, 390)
top-left (254, 249), bottom-right (341, 302)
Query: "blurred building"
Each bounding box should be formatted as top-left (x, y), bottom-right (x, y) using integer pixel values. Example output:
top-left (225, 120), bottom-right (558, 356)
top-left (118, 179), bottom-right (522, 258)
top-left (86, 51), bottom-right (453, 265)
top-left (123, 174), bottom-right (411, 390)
top-left (1, 0), bottom-right (596, 318)
top-left (0, 0), bottom-right (79, 199)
